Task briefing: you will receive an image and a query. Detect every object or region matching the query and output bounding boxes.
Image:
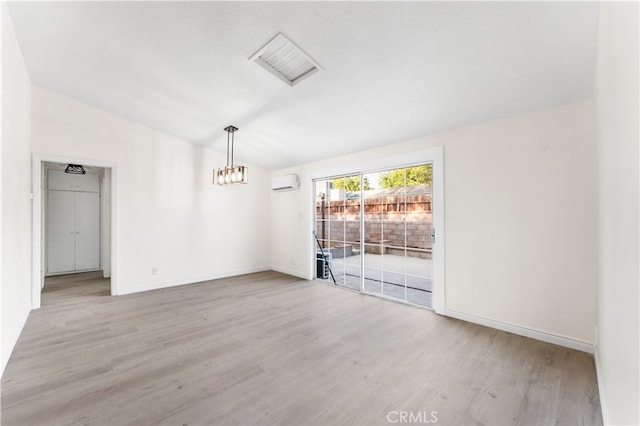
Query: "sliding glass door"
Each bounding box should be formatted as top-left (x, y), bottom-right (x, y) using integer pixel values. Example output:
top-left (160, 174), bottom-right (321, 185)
top-left (313, 164), bottom-right (433, 308)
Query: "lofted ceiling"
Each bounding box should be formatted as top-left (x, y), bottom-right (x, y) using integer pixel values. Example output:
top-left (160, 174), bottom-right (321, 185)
top-left (7, 2), bottom-right (599, 170)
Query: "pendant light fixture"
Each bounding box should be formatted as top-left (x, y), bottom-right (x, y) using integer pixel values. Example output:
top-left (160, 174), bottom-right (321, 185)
top-left (215, 125), bottom-right (248, 185)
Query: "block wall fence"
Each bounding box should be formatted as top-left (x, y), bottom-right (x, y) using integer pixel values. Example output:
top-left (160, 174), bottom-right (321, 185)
top-left (315, 194), bottom-right (433, 258)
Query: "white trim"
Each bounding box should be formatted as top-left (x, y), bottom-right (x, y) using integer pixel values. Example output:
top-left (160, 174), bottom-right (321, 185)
top-left (31, 155), bottom-right (42, 304)
top-left (307, 148), bottom-right (443, 181)
top-left (32, 153), bottom-right (118, 307)
top-left (116, 266), bottom-right (271, 295)
top-left (445, 309), bottom-right (594, 353)
top-left (307, 146), bottom-right (446, 313)
top-left (593, 344), bottom-right (610, 425)
top-left (307, 177), bottom-right (316, 281)
top-left (271, 265), bottom-right (309, 280)
top-left (109, 165), bottom-right (118, 295)
top-left (431, 146), bottom-right (445, 314)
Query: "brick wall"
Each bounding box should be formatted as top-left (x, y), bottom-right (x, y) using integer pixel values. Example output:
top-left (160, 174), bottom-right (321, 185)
top-left (315, 194), bottom-right (433, 254)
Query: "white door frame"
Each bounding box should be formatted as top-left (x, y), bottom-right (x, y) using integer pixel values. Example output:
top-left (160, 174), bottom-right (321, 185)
top-left (31, 153), bottom-right (118, 308)
top-left (307, 146), bottom-right (445, 314)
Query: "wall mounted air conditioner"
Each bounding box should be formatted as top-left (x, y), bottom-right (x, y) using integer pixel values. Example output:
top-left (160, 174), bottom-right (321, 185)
top-left (271, 174), bottom-right (300, 192)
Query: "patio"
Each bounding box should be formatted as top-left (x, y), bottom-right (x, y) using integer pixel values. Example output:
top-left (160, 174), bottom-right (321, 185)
top-left (321, 252), bottom-right (433, 307)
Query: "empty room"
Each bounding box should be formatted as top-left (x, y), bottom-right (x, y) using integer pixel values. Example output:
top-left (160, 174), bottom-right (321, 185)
top-left (1, 1), bottom-right (638, 425)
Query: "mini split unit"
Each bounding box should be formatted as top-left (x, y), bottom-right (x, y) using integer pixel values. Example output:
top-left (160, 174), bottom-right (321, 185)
top-left (271, 174), bottom-right (300, 192)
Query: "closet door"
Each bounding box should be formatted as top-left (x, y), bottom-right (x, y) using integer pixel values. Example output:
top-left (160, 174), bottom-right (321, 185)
top-left (47, 191), bottom-right (76, 274)
top-left (75, 192), bottom-right (101, 271)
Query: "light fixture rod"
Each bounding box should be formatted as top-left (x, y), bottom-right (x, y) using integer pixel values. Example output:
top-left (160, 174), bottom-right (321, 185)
top-left (226, 129), bottom-right (230, 167)
top-left (224, 125), bottom-right (238, 168)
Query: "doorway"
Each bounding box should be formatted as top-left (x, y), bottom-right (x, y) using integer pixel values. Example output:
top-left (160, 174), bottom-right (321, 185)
top-left (45, 163), bottom-right (103, 275)
top-left (314, 163), bottom-right (437, 309)
top-left (32, 154), bottom-right (117, 309)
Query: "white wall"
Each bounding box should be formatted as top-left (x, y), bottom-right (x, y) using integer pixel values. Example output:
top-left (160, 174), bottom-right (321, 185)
top-left (594, 2), bottom-right (640, 424)
top-left (31, 86), bottom-right (271, 295)
top-left (271, 101), bottom-right (597, 347)
top-left (1, 3), bottom-right (33, 373)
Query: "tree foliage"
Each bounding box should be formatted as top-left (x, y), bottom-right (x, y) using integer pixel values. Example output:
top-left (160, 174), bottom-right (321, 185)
top-left (378, 165), bottom-right (432, 188)
top-left (332, 176), bottom-right (371, 191)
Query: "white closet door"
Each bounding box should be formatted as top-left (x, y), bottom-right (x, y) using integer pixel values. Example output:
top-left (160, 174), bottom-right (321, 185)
top-left (47, 191), bottom-right (76, 274)
top-left (75, 192), bottom-right (101, 271)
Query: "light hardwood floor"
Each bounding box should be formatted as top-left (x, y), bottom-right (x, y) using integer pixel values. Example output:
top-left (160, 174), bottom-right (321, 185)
top-left (2, 271), bottom-right (602, 425)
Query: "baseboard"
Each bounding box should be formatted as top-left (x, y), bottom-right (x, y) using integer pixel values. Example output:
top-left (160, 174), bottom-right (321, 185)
top-left (270, 265), bottom-right (309, 280)
top-left (116, 266), bottom-right (271, 295)
top-left (445, 309), bottom-right (594, 353)
top-left (593, 344), bottom-right (610, 424)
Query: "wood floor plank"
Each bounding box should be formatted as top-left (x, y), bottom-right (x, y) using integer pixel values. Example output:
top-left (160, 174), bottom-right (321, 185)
top-left (1, 271), bottom-right (602, 425)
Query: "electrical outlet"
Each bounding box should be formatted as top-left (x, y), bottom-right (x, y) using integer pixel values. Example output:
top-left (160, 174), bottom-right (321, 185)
top-left (152, 267), bottom-right (158, 276)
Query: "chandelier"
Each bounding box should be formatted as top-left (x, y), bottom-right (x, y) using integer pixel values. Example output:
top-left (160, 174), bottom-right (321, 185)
top-left (215, 125), bottom-right (248, 185)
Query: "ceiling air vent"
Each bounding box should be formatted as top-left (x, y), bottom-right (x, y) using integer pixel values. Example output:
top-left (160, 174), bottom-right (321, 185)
top-left (250, 33), bottom-right (323, 87)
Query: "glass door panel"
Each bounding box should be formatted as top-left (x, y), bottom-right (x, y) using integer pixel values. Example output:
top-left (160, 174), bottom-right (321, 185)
top-left (329, 177), bottom-right (346, 287)
top-left (404, 164), bottom-right (433, 307)
top-left (381, 180), bottom-right (407, 302)
top-left (341, 179), bottom-right (361, 291)
top-left (314, 179), bottom-right (333, 282)
top-left (362, 171), bottom-right (383, 295)
top-left (314, 175), bottom-right (362, 290)
top-left (363, 268), bottom-right (382, 295)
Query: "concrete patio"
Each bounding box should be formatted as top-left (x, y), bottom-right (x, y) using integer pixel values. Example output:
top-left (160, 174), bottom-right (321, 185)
top-left (321, 253), bottom-right (433, 307)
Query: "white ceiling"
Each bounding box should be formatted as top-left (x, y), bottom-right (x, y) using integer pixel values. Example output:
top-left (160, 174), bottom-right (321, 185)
top-left (8, 2), bottom-right (599, 170)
